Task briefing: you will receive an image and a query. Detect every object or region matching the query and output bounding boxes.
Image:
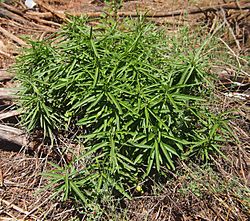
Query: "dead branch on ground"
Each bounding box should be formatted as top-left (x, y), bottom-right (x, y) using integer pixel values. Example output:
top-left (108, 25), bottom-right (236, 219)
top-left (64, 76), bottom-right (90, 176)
top-left (0, 110), bottom-right (20, 120)
top-left (0, 70), bottom-right (14, 81)
top-left (0, 26), bottom-right (27, 46)
top-left (29, 1), bottom-right (250, 19)
top-left (0, 124), bottom-right (32, 148)
top-left (0, 88), bottom-right (18, 100)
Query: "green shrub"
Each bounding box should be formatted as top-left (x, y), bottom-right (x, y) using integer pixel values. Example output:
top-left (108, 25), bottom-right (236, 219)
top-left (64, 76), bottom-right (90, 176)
top-left (15, 17), bottom-right (229, 201)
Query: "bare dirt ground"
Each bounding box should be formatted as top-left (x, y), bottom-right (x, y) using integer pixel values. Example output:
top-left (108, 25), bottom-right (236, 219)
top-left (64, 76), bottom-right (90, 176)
top-left (0, 0), bottom-right (249, 220)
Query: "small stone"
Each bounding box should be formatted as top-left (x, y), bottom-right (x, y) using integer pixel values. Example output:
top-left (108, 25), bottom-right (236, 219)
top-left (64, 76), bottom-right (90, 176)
top-left (24, 0), bottom-right (36, 9)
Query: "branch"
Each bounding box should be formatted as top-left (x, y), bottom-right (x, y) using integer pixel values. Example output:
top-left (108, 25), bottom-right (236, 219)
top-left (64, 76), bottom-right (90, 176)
top-left (0, 4), bottom-right (58, 33)
top-left (0, 26), bottom-right (27, 46)
top-left (36, 0), bottom-right (66, 20)
top-left (0, 2), bottom-right (24, 16)
top-left (0, 88), bottom-right (18, 100)
top-left (0, 110), bottom-right (20, 120)
top-left (0, 7), bottom-right (29, 25)
top-left (0, 124), bottom-right (31, 147)
top-left (0, 198), bottom-right (37, 220)
top-left (140, 1), bottom-right (250, 18)
top-left (0, 70), bottom-right (14, 81)
top-left (24, 2), bottom-right (250, 20)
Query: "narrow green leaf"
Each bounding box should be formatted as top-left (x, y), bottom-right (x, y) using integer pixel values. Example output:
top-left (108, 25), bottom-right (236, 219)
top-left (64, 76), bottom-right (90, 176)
top-left (160, 142), bottom-right (175, 169)
top-left (93, 66), bottom-right (99, 87)
top-left (107, 92), bottom-right (123, 114)
top-left (144, 149), bottom-right (155, 178)
top-left (128, 142), bottom-right (152, 149)
top-left (80, 142), bottom-right (108, 158)
top-left (155, 141), bottom-right (160, 172)
top-left (69, 180), bottom-right (87, 204)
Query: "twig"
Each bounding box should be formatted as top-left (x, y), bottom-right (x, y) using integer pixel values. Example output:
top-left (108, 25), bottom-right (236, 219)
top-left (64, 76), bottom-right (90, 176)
top-left (0, 88), bottom-right (18, 100)
top-left (0, 218), bottom-right (15, 221)
top-left (25, 11), bottom-right (57, 19)
top-left (220, 8), bottom-right (241, 51)
top-left (0, 124), bottom-right (31, 147)
top-left (76, 2), bottom-right (250, 18)
top-left (237, 144), bottom-right (247, 183)
top-left (0, 70), bottom-right (14, 81)
top-left (0, 49), bottom-right (13, 58)
top-left (0, 6), bottom-right (57, 33)
top-left (0, 168), bottom-right (3, 187)
top-left (0, 8), bottom-right (29, 25)
top-left (0, 2), bottom-right (24, 17)
top-left (0, 199), bottom-right (37, 219)
top-left (72, 3), bottom-right (250, 18)
top-left (0, 110), bottom-right (20, 120)
top-left (1, 199), bottom-right (29, 216)
top-left (30, 22), bottom-right (58, 32)
top-left (25, 14), bottom-right (61, 27)
top-left (36, 0), bottom-right (66, 20)
top-left (2, 179), bottom-right (33, 189)
top-left (23, 193), bottom-right (55, 219)
top-left (24, 1), bottom-right (250, 19)
top-left (219, 38), bottom-right (242, 70)
top-left (2, 212), bottom-right (19, 221)
top-left (0, 26), bottom-right (26, 46)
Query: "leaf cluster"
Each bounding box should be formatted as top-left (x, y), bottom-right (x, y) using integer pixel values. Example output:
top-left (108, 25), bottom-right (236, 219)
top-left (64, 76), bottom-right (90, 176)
top-left (15, 17), bottom-right (229, 201)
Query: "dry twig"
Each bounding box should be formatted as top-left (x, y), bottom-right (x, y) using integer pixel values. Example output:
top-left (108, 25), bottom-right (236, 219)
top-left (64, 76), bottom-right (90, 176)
top-left (0, 70), bottom-right (14, 81)
top-left (0, 110), bottom-right (20, 121)
top-left (0, 8), bottom-right (29, 25)
top-left (0, 88), bottom-right (18, 100)
top-left (0, 124), bottom-right (31, 148)
top-left (0, 2), bottom-right (23, 16)
top-left (23, 1), bottom-right (250, 20)
top-left (0, 199), bottom-right (37, 220)
top-left (0, 26), bottom-right (26, 46)
top-left (0, 50), bottom-right (13, 59)
top-left (36, 0), bottom-right (66, 20)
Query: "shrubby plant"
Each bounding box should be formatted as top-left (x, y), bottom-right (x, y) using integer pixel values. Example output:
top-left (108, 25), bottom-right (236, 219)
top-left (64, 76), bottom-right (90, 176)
top-left (15, 17), bottom-right (229, 202)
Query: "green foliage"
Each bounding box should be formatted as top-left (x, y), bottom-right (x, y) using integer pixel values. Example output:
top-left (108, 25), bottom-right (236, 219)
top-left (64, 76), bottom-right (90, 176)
top-left (105, 0), bottom-right (123, 10)
top-left (42, 161), bottom-right (129, 220)
top-left (15, 17), bottom-right (229, 203)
